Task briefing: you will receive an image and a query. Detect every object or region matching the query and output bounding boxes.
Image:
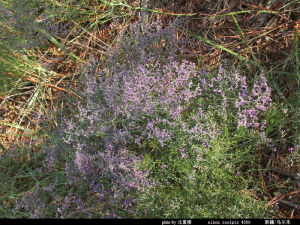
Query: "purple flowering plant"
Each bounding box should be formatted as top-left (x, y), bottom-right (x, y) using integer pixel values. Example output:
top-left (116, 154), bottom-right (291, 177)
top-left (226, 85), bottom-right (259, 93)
top-left (9, 18), bottom-right (276, 218)
top-left (60, 20), bottom-right (274, 216)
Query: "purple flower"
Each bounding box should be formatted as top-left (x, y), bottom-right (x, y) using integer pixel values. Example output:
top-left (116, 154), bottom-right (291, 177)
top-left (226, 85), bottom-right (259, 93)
top-left (288, 148), bottom-right (295, 153)
top-left (180, 149), bottom-right (186, 158)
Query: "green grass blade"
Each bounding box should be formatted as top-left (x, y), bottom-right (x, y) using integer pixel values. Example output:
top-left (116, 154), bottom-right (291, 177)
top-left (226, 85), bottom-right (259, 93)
top-left (37, 28), bottom-right (85, 64)
top-left (278, 0), bottom-right (300, 10)
top-left (0, 121), bottom-right (35, 133)
top-left (295, 28), bottom-right (299, 93)
top-left (214, 10), bottom-right (252, 18)
top-left (294, 27), bottom-right (299, 143)
top-left (134, 7), bottom-right (197, 17)
top-left (183, 28), bottom-right (253, 63)
top-left (231, 15), bottom-right (264, 71)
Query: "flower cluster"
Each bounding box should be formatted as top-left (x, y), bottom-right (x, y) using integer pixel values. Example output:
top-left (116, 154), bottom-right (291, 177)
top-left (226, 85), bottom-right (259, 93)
top-left (15, 185), bottom-right (45, 218)
top-left (200, 66), bottom-right (272, 130)
top-left (235, 71), bottom-right (272, 129)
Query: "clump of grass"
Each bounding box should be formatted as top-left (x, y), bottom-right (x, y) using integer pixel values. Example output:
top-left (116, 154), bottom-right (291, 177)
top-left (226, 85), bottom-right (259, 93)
top-left (0, 45), bottom-right (26, 96)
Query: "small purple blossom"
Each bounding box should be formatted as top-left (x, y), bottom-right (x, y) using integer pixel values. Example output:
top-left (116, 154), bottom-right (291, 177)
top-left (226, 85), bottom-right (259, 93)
top-left (288, 147), bottom-right (296, 153)
top-left (180, 148), bottom-right (186, 158)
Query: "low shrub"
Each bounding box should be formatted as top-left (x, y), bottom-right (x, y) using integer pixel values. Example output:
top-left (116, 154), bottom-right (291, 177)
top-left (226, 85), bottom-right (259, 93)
top-left (7, 20), bottom-right (276, 218)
